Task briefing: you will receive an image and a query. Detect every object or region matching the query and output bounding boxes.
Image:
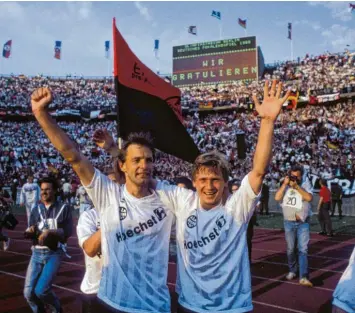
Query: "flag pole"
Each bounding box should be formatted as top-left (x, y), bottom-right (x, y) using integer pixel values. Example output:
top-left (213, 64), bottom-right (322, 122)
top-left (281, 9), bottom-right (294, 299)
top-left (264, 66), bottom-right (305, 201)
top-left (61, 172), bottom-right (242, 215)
top-left (291, 39), bottom-right (293, 62)
top-left (244, 29), bottom-right (247, 37)
top-left (219, 21), bottom-right (223, 40)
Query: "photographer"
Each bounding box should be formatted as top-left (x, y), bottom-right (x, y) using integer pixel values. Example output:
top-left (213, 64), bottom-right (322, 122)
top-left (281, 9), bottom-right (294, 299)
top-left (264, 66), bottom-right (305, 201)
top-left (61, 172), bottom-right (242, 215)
top-left (275, 165), bottom-right (313, 287)
top-left (0, 188), bottom-right (12, 251)
top-left (23, 177), bottom-right (72, 313)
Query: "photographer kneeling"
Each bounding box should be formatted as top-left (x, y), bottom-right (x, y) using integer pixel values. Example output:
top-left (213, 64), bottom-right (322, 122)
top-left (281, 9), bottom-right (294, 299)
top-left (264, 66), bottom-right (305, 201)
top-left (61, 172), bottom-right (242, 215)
top-left (275, 166), bottom-right (313, 287)
top-left (23, 177), bottom-right (72, 313)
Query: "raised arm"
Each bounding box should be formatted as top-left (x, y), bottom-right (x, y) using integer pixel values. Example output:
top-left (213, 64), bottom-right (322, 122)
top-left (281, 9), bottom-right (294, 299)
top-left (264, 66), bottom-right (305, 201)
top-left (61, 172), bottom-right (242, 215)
top-left (31, 88), bottom-right (94, 186)
top-left (249, 80), bottom-right (290, 194)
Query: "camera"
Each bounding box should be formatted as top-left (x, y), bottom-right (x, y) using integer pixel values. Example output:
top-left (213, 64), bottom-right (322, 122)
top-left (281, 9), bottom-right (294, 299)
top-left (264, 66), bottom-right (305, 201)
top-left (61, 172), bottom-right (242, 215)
top-left (24, 225), bottom-right (42, 240)
top-left (289, 175), bottom-right (299, 182)
top-left (24, 224), bottom-right (58, 251)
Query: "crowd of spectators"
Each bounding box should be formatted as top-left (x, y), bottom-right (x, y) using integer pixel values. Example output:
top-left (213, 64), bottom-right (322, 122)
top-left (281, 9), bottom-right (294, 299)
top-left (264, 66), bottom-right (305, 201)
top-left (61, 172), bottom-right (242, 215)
top-left (1, 99), bottom-right (354, 191)
top-left (1, 50), bottom-right (355, 191)
top-left (1, 51), bottom-right (354, 114)
top-left (0, 75), bottom-right (116, 113)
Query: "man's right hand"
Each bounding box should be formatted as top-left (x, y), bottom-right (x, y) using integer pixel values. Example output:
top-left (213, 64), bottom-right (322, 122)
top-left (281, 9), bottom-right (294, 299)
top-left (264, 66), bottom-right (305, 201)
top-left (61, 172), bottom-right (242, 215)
top-left (31, 87), bottom-right (53, 114)
top-left (283, 176), bottom-right (290, 186)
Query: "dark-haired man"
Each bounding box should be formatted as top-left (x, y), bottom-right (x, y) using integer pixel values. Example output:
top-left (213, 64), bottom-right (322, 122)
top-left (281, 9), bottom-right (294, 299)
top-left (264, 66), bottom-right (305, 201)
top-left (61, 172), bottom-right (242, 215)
top-left (275, 166), bottom-right (313, 287)
top-left (31, 88), bottom-right (174, 312)
top-left (157, 80), bottom-right (290, 313)
top-left (23, 177), bottom-right (72, 313)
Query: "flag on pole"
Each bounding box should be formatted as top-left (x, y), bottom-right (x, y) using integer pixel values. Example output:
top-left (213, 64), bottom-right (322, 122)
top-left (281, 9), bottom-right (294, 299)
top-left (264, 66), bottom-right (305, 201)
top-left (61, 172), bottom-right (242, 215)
top-left (287, 23), bottom-right (292, 40)
top-left (154, 39), bottom-right (159, 59)
top-left (350, 3), bottom-right (355, 11)
top-left (188, 26), bottom-right (197, 35)
top-left (211, 10), bottom-right (221, 20)
top-left (238, 18), bottom-right (247, 29)
top-left (54, 41), bottom-right (62, 59)
top-left (112, 18), bottom-right (199, 163)
top-left (105, 40), bottom-right (110, 58)
top-left (2, 40), bottom-right (12, 58)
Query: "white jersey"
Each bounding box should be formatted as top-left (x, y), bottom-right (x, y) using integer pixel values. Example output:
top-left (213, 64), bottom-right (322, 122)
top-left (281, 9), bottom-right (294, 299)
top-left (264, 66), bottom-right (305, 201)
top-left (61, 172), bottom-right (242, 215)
top-left (333, 247), bottom-right (355, 313)
top-left (84, 169), bottom-right (174, 313)
top-left (62, 182), bottom-right (72, 194)
top-left (20, 183), bottom-right (40, 205)
top-left (280, 180), bottom-right (313, 222)
top-left (157, 175), bottom-right (260, 313)
top-left (77, 208), bottom-right (102, 295)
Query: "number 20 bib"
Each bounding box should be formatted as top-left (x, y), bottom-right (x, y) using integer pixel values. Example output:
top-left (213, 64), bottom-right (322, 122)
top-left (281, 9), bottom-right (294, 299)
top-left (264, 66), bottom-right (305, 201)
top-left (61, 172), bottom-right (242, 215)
top-left (283, 188), bottom-right (303, 212)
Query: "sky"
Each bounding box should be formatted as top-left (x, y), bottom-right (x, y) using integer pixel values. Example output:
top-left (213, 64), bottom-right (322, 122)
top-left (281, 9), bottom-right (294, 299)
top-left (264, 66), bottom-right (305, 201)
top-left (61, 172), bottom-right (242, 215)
top-left (0, 1), bottom-right (354, 77)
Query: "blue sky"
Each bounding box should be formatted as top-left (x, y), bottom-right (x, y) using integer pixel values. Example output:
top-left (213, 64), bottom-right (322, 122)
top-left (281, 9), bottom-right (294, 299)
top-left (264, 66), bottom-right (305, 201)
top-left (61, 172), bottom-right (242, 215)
top-left (0, 1), bottom-right (354, 77)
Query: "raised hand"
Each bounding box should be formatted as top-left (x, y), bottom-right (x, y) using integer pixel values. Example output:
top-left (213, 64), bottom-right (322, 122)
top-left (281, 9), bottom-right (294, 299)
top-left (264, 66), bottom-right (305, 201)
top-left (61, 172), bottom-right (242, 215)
top-left (252, 80), bottom-right (291, 122)
top-left (93, 129), bottom-right (114, 151)
top-left (31, 87), bottom-right (53, 114)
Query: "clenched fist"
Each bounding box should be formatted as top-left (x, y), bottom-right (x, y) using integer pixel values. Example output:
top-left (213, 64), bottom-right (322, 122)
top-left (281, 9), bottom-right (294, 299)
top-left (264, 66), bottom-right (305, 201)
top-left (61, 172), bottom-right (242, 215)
top-left (31, 87), bottom-right (53, 113)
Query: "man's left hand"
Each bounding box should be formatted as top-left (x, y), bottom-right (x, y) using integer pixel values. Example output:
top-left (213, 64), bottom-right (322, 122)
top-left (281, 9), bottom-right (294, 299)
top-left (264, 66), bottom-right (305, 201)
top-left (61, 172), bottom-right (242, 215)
top-left (252, 80), bottom-right (291, 122)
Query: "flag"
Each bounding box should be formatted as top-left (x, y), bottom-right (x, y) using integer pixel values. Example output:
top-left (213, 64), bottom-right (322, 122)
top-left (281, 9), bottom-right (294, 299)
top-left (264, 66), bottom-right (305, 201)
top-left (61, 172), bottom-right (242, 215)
top-left (188, 26), bottom-right (197, 35)
top-left (154, 39), bottom-right (159, 59)
top-left (211, 10), bottom-right (221, 20)
top-left (105, 40), bottom-right (110, 58)
top-left (54, 41), bottom-right (62, 59)
top-left (112, 18), bottom-right (199, 163)
top-left (287, 23), bottom-right (292, 40)
top-left (238, 18), bottom-right (247, 29)
top-left (350, 3), bottom-right (355, 11)
top-left (2, 40), bottom-right (12, 58)
top-left (286, 90), bottom-right (299, 110)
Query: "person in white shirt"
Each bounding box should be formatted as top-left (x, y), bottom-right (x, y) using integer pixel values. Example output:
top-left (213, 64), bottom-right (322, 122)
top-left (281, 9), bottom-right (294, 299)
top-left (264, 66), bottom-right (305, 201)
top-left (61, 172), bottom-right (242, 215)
top-left (156, 80), bottom-right (291, 313)
top-left (332, 247), bottom-right (355, 313)
top-left (30, 87), bottom-right (175, 313)
top-left (275, 166), bottom-right (313, 287)
top-left (77, 207), bottom-right (104, 312)
top-left (76, 185), bottom-right (93, 216)
top-left (20, 176), bottom-right (40, 226)
top-left (61, 180), bottom-right (72, 204)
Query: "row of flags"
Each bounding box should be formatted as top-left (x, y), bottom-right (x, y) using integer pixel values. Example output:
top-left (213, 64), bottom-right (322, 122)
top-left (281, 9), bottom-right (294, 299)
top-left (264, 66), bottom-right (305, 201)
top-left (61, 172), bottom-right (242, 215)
top-left (2, 40), bottom-right (111, 59)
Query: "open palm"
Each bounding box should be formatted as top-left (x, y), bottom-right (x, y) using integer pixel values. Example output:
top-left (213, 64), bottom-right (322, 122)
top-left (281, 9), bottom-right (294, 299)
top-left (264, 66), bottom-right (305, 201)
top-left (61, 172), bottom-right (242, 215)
top-left (252, 80), bottom-right (290, 121)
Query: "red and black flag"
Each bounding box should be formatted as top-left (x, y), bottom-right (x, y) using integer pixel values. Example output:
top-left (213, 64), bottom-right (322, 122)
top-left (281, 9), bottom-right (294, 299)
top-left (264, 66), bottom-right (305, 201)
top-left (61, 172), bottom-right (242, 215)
top-left (112, 18), bottom-right (199, 163)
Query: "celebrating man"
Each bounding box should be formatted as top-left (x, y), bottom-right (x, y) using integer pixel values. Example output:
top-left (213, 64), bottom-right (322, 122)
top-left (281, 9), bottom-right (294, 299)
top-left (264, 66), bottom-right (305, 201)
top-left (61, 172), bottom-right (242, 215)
top-left (30, 88), bottom-right (174, 312)
top-left (156, 80), bottom-right (290, 312)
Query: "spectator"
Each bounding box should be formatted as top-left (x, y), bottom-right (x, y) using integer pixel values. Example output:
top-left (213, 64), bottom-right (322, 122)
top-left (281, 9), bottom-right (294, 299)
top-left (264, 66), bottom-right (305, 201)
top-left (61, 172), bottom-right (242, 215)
top-left (275, 166), bottom-right (313, 287)
top-left (317, 179), bottom-right (333, 236)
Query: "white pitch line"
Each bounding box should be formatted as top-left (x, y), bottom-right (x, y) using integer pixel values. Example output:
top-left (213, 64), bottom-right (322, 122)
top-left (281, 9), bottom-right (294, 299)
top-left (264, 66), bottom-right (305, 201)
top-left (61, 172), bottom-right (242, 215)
top-left (0, 250), bottom-right (85, 268)
top-left (252, 275), bottom-right (334, 292)
top-left (252, 300), bottom-right (309, 313)
top-left (254, 248), bottom-right (350, 261)
top-left (253, 260), bottom-right (344, 274)
top-left (0, 270), bottom-right (82, 295)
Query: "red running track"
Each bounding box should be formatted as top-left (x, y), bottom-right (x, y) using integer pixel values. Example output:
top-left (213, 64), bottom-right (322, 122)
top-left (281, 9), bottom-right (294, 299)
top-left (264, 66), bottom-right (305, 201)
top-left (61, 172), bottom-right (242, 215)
top-left (1, 215), bottom-right (354, 313)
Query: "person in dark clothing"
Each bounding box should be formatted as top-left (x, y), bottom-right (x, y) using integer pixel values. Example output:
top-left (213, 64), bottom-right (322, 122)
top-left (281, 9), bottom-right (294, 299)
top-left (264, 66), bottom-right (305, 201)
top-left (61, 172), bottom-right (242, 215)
top-left (330, 183), bottom-right (343, 219)
top-left (317, 179), bottom-right (333, 236)
top-left (23, 177), bottom-right (72, 313)
top-left (260, 183), bottom-right (270, 215)
top-left (11, 179), bottom-right (19, 203)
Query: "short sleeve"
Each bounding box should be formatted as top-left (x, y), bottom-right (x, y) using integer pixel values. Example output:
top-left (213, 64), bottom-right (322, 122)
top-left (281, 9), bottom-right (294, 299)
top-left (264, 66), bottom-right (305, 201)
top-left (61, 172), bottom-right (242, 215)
top-left (227, 174), bottom-right (260, 224)
top-left (155, 181), bottom-right (194, 214)
top-left (82, 168), bottom-right (119, 213)
top-left (77, 210), bottom-right (98, 248)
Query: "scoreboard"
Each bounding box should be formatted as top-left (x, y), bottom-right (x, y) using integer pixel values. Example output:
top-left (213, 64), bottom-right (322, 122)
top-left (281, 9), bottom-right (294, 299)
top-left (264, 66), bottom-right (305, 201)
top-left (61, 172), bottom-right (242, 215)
top-left (172, 36), bottom-right (258, 87)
